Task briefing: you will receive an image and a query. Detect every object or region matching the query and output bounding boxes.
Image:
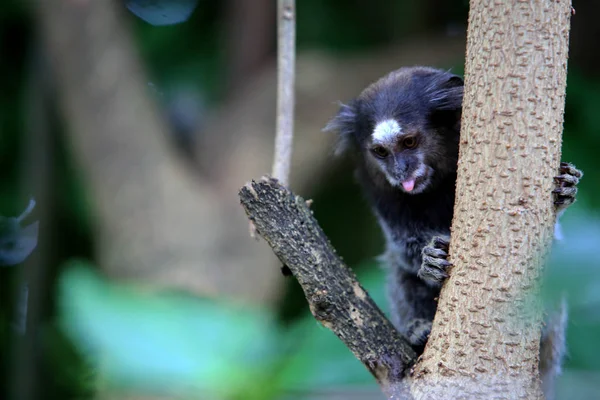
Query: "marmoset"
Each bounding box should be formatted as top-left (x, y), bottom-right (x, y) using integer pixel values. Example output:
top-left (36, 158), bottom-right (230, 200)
top-left (325, 66), bottom-right (582, 395)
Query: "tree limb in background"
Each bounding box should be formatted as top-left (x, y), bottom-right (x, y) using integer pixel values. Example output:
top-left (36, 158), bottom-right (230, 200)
top-left (239, 177), bottom-right (416, 398)
top-left (271, 0), bottom-right (296, 185)
top-left (409, 1), bottom-right (572, 398)
top-left (36, 0), bottom-right (284, 304)
top-left (224, 0), bottom-right (275, 98)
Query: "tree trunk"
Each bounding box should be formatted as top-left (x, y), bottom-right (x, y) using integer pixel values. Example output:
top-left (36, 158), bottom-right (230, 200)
top-left (409, 0), bottom-right (572, 398)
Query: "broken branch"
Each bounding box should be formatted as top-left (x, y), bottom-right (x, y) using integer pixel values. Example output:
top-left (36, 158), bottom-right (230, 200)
top-left (239, 177), bottom-right (416, 397)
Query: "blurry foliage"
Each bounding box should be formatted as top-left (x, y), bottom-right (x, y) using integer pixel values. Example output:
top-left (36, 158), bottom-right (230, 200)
top-left (54, 259), bottom-right (389, 399)
top-left (0, 0), bottom-right (599, 399)
top-left (58, 261), bottom-right (282, 399)
top-left (562, 72), bottom-right (600, 213)
top-left (543, 213), bottom-right (600, 371)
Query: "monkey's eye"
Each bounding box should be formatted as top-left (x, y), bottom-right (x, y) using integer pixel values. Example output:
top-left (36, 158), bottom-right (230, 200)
top-left (402, 136), bottom-right (418, 149)
top-left (370, 145), bottom-right (389, 159)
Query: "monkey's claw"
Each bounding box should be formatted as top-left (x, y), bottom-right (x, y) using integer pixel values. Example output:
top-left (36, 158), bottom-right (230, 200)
top-left (418, 235), bottom-right (451, 285)
top-left (553, 162), bottom-right (583, 211)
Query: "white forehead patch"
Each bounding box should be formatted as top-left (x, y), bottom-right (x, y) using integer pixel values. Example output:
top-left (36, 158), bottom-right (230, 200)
top-left (372, 119), bottom-right (402, 143)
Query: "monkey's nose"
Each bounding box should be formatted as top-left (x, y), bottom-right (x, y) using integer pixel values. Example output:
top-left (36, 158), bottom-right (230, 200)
top-left (393, 157), bottom-right (408, 174)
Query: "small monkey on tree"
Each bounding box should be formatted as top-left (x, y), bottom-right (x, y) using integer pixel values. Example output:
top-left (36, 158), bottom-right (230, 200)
top-left (325, 65), bottom-right (582, 395)
top-left (242, 0), bottom-right (577, 398)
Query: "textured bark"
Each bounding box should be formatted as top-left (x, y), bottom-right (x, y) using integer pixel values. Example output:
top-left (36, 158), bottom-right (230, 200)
top-left (409, 1), bottom-right (572, 398)
top-left (239, 177), bottom-right (416, 397)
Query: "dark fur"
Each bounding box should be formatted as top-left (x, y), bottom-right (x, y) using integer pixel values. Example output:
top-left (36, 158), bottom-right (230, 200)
top-left (326, 66), bottom-right (581, 393)
top-left (325, 67), bottom-right (463, 346)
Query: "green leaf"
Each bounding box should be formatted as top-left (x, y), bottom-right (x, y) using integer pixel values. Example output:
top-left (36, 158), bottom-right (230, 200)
top-left (58, 261), bottom-right (283, 398)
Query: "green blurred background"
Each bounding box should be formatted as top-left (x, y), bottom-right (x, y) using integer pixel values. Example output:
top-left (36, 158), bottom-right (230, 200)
top-left (1, 1), bottom-right (599, 399)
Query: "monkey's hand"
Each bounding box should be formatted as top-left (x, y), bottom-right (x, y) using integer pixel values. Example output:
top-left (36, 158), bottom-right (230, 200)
top-left (418, 235), bottom-right (451, 285)
top-left (553, 162), bottom-right (583, 213)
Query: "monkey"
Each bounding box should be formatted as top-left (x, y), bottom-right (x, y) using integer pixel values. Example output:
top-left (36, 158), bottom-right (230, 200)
top-left (324, 66), bottom-right (582, 395)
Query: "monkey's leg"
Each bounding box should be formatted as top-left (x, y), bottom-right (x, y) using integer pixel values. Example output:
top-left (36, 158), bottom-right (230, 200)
top-left (388, 268), bottom-right (438, 350)
top-left (418, 235), bottom-right (451, 285)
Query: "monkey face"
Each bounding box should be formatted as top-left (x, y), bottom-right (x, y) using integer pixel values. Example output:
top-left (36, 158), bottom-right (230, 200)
top-left (325, 66), bottom-right (463, 194)
top-left (365, 118), bottom-right (433, 194)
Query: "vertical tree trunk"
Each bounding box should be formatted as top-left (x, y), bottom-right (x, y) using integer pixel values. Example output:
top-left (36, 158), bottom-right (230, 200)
top-left (409, 1), bottom-right (572, 398)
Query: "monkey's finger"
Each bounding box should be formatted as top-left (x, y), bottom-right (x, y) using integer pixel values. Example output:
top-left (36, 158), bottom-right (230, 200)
top-left (418, 262), bottom-right (449, 284)
top-left (553, 173), bottom-right (579, 186)
top-left (431, 236), bottom-right (450, 250)
top-left (553, 186), bottom-right (577, 198)
top-left (554, 196), bottom-right (575, 207)
top-left (422, 246), bottom-right (448, 259)
top-left (422, 255), bottom-right (452, 270)
top-left (559, 162), bottom-right (583, 178)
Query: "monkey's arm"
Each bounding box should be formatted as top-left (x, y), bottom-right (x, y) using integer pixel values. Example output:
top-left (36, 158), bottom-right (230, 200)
top-left (414, 162), bottom-right (582, 398)
top-left (418, 162), bottom-right (583, 286)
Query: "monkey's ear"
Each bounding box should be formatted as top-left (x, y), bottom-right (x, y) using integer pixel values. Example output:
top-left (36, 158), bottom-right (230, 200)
top-left (429, 73), bottom-right (464, 111)
top-left (323, 101), bottom-right (357, 156)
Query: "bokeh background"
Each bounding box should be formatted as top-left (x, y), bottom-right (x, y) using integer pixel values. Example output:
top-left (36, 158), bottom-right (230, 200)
top-left (1, 1), bottom-right (599, 399)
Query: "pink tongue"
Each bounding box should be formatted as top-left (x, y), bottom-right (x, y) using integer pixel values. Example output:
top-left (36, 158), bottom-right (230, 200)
top-left (402, 179), bottom-right (415, 192)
